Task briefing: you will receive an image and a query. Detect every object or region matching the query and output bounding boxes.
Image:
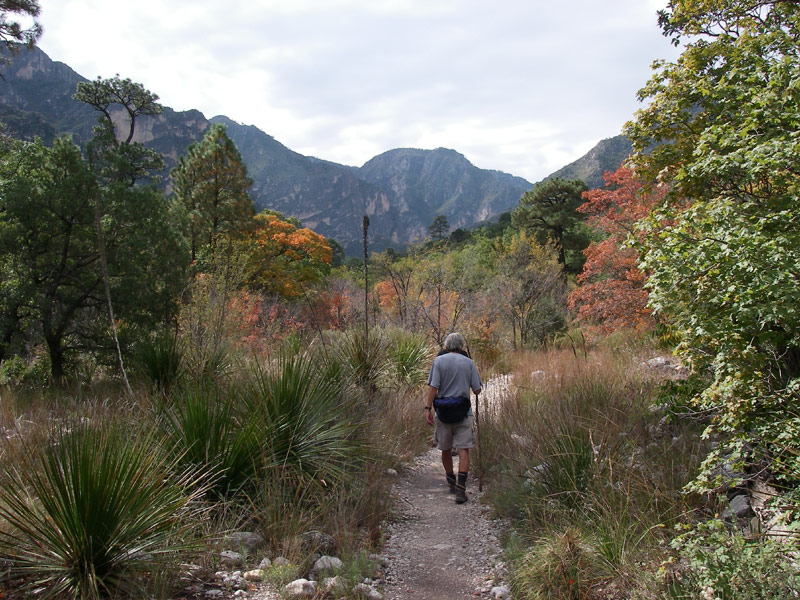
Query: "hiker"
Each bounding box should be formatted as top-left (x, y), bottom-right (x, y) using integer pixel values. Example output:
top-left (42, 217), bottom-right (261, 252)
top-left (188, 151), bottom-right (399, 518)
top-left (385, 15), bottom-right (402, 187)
top-left (425, 332), bottom-right (482, 504)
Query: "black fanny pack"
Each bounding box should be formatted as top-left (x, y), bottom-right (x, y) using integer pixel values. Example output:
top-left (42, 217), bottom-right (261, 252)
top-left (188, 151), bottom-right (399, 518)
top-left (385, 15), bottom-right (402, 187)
top-left (433, 396), bottom-right (470, 424)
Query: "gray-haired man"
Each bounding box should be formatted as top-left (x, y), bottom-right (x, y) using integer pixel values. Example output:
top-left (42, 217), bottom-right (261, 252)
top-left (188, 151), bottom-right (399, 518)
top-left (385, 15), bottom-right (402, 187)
top-left (425, 332), bottom-right (482, 504)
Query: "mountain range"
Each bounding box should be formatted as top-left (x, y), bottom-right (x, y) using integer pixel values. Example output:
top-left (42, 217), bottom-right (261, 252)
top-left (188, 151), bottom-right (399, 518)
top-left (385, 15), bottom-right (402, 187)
top-left (0, 46), bottom-right (630, 254)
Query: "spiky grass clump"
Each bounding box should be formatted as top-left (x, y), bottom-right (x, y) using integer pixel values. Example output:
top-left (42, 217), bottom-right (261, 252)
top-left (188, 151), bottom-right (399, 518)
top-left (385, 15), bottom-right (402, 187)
top-left (0, 421), bottom-right (207, 599)
top-left (237, 352), bottom-right (365, 489)
top-left (329, 329), bottom-right (389, 395)
top-left (220, 352), bottom-right (374, 560)
top-left (383, 328), bottom-right (433, 388)
top-left (160, 384), bottom-right (260, 498)
top-left (135, 333), bottom-right (184, 394)
top-left (512, 529), bottom-right (599, 600)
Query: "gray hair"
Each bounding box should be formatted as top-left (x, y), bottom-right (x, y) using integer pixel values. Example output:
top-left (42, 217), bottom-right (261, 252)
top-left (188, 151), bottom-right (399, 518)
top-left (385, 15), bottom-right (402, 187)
top-left (443, 332), bottom-right (466, 352)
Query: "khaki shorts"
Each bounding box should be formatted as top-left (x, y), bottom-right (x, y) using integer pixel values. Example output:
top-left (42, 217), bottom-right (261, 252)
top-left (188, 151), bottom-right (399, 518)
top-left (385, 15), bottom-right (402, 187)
top-left (434, 414), bottom-right (475, 451)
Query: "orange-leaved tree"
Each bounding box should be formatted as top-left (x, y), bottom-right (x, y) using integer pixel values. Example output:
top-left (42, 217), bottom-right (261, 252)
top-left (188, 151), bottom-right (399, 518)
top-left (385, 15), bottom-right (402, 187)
top-left (242, 211), bottom-right (332, 297)
top-left (567, 166), bottom-right (666, 336)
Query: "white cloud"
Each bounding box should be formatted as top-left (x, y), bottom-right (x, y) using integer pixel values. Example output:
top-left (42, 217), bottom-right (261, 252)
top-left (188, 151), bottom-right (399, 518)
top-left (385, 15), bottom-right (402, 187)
top-left (36, 0), bottom-right (679, 183)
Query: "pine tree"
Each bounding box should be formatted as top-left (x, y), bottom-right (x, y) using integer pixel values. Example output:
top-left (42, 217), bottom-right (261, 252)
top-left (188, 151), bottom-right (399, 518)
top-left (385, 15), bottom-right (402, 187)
top-left (171, 124), bottom-right (254, 260)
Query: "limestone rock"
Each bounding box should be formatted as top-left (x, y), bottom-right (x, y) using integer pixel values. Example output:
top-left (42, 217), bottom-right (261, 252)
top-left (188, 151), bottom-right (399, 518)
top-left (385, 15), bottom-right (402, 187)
top-left (352, 582), bottom-right (383, 599)
top-left (729, 494), bottom-right (754, 519)
top-left (225, 531), bottom-right (265, 552)
top-left (243, 569), bottom-right (265, 582)
top-left (219, 550), bottom-right (244, 568)
top-left (322, 575), bottom-right (345, 593)
top-left (299, 530), bottom-right (337, 554)
top-left (312, 555), bottom-right (343, 574)
top-left (284, 578), bottom-right (316, 598)
top-left (491, 584), bottom-right (511, 598)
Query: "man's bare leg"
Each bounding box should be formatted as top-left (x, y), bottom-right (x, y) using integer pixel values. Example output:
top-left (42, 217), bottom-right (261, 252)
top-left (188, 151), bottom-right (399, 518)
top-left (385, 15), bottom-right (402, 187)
top-left (457, 448), bottom-right (470, 474)
top-left (441, 450), bottom-right (456, 493)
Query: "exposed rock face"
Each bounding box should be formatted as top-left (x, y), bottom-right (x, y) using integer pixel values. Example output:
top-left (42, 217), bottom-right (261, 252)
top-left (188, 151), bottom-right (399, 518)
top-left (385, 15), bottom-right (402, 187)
top-left (546, 135), bottom-right (633, 189)
top-left (358, 147), bottom-right (531, 240)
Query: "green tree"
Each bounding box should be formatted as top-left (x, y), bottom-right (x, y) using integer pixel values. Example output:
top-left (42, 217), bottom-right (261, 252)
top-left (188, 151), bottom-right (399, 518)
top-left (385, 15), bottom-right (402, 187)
top-left (512, 178), bottom-right (590, 273)
top-left (74, 76), bottom-right (165, 182)
top-left (171, 123), bottom-right (254, 261)
top-left (0, 139), bottom-right (98, 378)
top-left (626, 0), bottom-right (800, 485)
top-left (0, 135), bottom-right (188, 381)
top-left (489, 232), bottom-right (567, 349)
top-left (0, 76), bottom-right (190, 381)
top-left (428, 215), bottom-right (449, 241)
top-left (73, 76), bottom-right (187, 388)
top-left (0, 0), bottom-right (41, 66)
top-left (327, 238), bottom-right (345, 268)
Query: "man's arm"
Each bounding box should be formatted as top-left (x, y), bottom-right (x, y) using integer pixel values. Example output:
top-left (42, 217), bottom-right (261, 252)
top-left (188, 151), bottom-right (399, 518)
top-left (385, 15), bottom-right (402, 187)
top-left (425, 385), bottom-right (437, 426)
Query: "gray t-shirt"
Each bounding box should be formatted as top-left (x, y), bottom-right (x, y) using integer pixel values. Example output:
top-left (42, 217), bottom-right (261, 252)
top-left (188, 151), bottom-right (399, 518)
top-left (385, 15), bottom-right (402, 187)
top-left (427, 352), bottom-right (482, 400)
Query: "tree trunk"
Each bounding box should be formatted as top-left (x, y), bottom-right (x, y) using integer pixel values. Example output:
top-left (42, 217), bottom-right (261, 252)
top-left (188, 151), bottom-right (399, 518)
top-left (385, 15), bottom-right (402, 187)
top-left (45, 334), bottom-right (65, 382)
top-left (95, 203), bottom-right (133, 396)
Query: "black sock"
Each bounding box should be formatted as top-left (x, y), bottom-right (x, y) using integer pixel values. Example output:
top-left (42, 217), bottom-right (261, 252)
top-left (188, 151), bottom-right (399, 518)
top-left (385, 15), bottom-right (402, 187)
top-left (457, 471), bottom-right (468, 487)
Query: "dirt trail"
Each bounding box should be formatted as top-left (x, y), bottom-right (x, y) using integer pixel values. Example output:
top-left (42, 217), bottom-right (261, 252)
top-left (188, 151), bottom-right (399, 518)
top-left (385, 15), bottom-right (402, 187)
top-left (380, 448), bottom-right (508, 599)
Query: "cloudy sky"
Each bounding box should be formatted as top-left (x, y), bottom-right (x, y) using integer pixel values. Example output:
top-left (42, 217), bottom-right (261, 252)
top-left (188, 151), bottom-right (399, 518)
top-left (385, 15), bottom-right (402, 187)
top-left (36, 1), bottom-right (679, 183)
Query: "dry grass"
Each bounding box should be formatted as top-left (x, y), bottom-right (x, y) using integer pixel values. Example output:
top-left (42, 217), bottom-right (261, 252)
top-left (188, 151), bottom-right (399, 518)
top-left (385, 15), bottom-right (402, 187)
top-left (482, 345), bottom-right (707, 599)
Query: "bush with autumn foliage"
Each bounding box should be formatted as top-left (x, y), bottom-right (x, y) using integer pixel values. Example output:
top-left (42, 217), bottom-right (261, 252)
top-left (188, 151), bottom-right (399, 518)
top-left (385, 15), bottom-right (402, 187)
top-left (567, 166), bottom-right (666, 339)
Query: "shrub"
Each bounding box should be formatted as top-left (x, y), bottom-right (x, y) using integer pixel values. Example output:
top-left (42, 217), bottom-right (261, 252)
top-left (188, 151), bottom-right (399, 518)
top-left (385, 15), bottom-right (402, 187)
top-left (666, 519), bottom-right (800, 599)
top-left (329, 329), bottom-right (388, 396)
top-left (512, 528), bottom-right (599, 600)
top-left (0, 355), bottom-right (27, 386)
top-left (0, 421), bottom-right (207, 599)
top-left (484, 347), bottom-right (703, 598)
top-left (237, 352), bottom-right (365, 490)
top-left (383, 328), bottom-right (433, 387)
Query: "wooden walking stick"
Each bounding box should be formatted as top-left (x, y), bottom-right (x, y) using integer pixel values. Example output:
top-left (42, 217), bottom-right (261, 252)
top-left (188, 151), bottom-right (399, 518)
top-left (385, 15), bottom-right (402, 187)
top-left (474, 389), bottom-right (483, 492)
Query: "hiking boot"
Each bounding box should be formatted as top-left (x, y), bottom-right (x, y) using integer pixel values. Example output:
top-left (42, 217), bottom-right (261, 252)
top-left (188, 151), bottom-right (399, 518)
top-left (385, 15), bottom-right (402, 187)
top-left (446, 473), bottom-right (456, 494)
top-left (454, 484), bottom-right (468, 504)
top-left (455, 471), bottom-right (468, 503)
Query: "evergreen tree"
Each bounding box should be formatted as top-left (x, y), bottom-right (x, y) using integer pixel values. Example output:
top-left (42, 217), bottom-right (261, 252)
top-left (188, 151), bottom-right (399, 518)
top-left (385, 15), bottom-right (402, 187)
top-left (171, 123), bottom-right (254, 260)
top-left (73, 76), bottom-right (187, 389)
top-left (0, 136), bottom-right (187, 380)
top-left (512, 178), bottom-right (590, 273)
top-left (0, 0), bottom-right (41, 67)
top-left (428, 215), bottom-right (450, 241)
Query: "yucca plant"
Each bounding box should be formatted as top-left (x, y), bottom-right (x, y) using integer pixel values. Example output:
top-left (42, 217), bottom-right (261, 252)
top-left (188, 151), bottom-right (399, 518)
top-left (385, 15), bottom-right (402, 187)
top-left (195, 343), bottom-right (235, 384)
top-left (238, 352), bottom-right (365, 491)
top-left (135, 333), bottom-right (184, 394)
top-left (385, 330), bottom-right (433, 387)
top-left (331, 329), bottom-right (388, 394)
top-left (0, 421), bottom-right (207, 599)
top-left (160, 384), bottom-right (260, 498)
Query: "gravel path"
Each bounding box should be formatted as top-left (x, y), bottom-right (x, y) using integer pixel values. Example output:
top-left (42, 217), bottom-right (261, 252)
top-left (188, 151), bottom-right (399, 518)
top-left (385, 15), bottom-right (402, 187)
top-left (381, 448), bottom-right (508, 600)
